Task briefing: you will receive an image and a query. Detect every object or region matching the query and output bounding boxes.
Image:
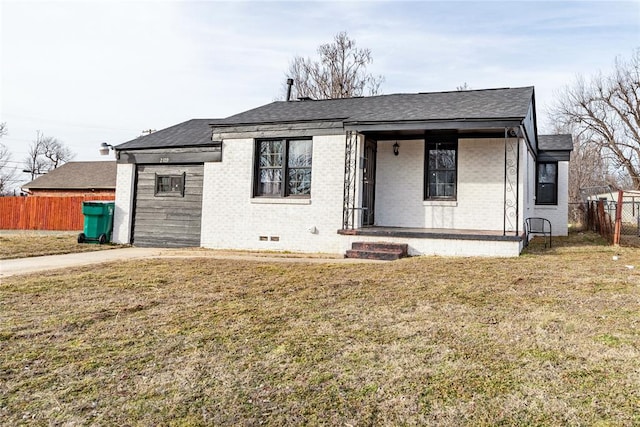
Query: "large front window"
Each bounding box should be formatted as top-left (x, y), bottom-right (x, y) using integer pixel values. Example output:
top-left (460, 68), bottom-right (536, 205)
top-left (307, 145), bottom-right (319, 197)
top-left (536, 162), bottom-right (557, 205)
top-left (255, 138), bottom-right (312, 197)
top-left (425, 138), bottom-right (458, 200)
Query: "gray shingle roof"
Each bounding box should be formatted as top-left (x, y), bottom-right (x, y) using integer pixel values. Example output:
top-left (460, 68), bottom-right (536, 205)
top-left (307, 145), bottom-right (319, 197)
top-left (116, 119), bottom-right (218, 150)
top-left (115, 87), bottom-right (535, 150)
top-left (538, 134), bottom-right (573, 151)
top-left (22, 161), bottom-right (116, 190)
top-left (217, 87), bottom-right (535, 126)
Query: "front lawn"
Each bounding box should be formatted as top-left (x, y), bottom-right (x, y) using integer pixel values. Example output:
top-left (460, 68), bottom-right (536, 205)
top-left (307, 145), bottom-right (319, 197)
top-left (1, 232), bottom-right (638, 425)
top-left (0, 233), bottom-right (120, 259)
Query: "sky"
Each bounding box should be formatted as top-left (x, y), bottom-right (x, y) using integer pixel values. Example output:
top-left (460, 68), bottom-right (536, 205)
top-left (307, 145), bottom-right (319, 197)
top-left (1, 0), bottom-right (638, 186)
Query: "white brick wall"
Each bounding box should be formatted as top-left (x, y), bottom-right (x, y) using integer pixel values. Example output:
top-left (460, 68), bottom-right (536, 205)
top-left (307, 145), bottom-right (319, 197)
top-left (534, 161), bottom-right (569, 236)
top-left (200, 135), bottom-right (347, 253)
top-left (112, 163), bottom-right (135, 244)
top-left (458, 138), bottom-right (509, 230)
top-left (375, 138), bottom-right (513, 231)
top-left (522, 146), bottom-right (536, 224)
top-left (341, 234), bottom-right (523, 257)
top-left (375, 140), bottom-right (424, 227)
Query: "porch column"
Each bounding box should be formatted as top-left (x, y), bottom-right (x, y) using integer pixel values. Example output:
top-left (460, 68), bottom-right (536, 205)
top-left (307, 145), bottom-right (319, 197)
top-left (503, 128), bottom-right (520, 236)
top-left (342, 131), bottom-right (359, 229)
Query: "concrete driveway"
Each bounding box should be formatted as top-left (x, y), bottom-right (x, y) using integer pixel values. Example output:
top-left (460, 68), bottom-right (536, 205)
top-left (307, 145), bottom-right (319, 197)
top-left (0, 247), bottom-right (379, 279)
top-left (0, 248), bottom-right (168, 278)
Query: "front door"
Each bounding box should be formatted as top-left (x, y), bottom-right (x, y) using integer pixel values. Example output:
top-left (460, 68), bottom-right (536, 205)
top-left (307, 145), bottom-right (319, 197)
top-left (362, 139), bottom-right (377, 226)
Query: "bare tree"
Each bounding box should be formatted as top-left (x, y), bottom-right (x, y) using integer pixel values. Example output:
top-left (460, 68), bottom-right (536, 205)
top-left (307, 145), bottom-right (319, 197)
top-left (0, 123), bottom-right (19, 195)
top-left (0, 143), bottom-right (17, 195)
top-left (23, 131), bottom-right (74, 181)
top-left (563, 128), bottom-right (614, 202)
top-left (284, 31), bottom-right (384, 100)
top-left (549, 49), bottom-right (640, 189)
top-left (456, 82), bottom-right (471, 91)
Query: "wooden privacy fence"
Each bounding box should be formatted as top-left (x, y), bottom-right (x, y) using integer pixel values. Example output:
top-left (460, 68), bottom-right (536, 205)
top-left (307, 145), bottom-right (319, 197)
top-left (0, 196), bottom-right (115, 231)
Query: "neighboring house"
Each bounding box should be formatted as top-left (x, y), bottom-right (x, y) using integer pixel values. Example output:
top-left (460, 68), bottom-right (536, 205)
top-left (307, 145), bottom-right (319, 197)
top-left (112, 87), bottom-right (572, 256)
top-left (22, 161), bottom-right (116, 197)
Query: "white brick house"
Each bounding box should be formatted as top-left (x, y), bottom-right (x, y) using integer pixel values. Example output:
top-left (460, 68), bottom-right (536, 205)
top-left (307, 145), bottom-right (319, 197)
top-left (111, 87), bottom-right (572, 257)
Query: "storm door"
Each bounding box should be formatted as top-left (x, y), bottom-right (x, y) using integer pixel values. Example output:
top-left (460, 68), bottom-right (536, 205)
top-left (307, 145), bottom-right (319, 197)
top-left (362, 139), bottom-right (377, 226)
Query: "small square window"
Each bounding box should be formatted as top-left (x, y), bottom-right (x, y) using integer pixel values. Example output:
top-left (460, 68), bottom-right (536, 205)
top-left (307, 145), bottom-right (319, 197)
top-left (155, 173), bottom-right (185, 197)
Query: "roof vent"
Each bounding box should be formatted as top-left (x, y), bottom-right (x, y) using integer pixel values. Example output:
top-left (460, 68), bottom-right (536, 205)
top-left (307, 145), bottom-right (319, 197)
top-left (298, 96), bottom-right (314, 101)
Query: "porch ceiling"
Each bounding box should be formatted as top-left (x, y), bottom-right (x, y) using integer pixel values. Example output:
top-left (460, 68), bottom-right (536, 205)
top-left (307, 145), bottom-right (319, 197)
top-left (345, 118), bottom-right (523, 133)
top-left (361, 127), bottom-right (520, 141)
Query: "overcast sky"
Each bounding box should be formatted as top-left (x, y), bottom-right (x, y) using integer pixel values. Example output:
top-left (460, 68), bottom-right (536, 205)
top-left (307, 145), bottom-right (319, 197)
top-left (1, 0), bottom-right (638, 182)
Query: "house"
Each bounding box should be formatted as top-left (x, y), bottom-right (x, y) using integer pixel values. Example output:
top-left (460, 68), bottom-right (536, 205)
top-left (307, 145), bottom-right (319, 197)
top-left (111, 87), bottom-right (572, 256)
top-left (22, 161), bottom-right (116, 197)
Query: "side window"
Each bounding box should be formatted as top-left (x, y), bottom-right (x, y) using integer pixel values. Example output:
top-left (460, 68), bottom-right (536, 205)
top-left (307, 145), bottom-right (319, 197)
top-left (536, 162), bottom-right (557, 205)
top-left (255, 138), bottom-right (312, 197)
top-left (425, 137), bottom-right (458, 200)
top-left (155, 173), bottom-right (185, 197)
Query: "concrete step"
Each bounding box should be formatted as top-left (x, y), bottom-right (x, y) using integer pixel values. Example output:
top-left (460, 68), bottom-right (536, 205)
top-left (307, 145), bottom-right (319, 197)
top-left (345, 242), bottom-right (409, 261)
top-left (345, 249), bottom-right (403, 261)
top-left (351, 241), bottom-right (408, 255)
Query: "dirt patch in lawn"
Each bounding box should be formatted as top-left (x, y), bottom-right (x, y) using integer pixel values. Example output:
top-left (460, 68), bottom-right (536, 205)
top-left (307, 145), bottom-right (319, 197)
top-left (1, 232), bottom-right (639, 425)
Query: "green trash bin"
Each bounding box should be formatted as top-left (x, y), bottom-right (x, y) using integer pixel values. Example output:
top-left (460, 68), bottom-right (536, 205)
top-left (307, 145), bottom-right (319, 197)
top-left (78, 201), bottom-right (115, 244)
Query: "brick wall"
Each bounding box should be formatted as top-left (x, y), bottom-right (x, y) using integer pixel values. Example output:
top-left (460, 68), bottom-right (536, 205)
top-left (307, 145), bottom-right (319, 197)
top-left (112, 163), bottom-right (135, 244)
top-left (534, 161), bottom-right (569, 236)
top-left (376, 138), bottom-right (514, 231)
top-left (200, 135), bottom-right (347, 253)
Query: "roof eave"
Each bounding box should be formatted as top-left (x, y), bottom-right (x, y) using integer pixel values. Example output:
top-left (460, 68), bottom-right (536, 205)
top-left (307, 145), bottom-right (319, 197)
top-left (211, 117), bottom-right (348, 128)
top-left (115, 141), bottom-right (220, 151)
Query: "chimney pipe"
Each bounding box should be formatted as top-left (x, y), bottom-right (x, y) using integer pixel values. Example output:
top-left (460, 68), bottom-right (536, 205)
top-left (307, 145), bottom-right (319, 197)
top-left (286, 78), bottom-right (293, 101)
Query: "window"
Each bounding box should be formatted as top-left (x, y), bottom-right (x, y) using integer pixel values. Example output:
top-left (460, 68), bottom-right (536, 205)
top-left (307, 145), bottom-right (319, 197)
top-left (255, 139), bottom-right (312, 197)
top-left (155, 173), bottom-right (185, 197)
top-left (425, 137), bottom-right (457, 200)
top-left (536, 162), bottom-right (557, 205)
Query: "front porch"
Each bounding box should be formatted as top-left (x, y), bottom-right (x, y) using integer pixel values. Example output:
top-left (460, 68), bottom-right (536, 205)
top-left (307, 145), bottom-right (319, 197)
top-left (338, 226), bottom-right (525, 258)
top-left (338, 226), bottom-right (523, 241)
top-left (338, 128), bottom-right (526, 257)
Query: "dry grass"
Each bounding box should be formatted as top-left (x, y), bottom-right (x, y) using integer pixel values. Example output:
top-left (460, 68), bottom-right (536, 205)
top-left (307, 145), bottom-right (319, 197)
top-left (1, 232), bottom-right (639, 425)
top-left (0, 233), bottom-right (120, 259)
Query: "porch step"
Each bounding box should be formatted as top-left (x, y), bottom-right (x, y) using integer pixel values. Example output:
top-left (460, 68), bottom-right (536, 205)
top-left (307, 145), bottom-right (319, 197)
top-left (345, 242), bottom-right (408, 261)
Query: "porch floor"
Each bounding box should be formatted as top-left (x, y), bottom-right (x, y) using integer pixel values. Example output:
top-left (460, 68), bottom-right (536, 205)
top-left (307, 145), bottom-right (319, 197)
top-left (338, 226), bottom-right (523, 242)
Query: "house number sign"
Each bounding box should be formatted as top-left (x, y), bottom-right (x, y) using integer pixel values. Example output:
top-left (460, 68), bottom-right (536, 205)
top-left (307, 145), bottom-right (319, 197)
top-left (159, 157), bottom-right (170, 163)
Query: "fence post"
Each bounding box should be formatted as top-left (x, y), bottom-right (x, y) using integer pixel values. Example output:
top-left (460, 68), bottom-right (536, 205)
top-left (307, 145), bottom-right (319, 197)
top-left (613, 190), bottom-right (623, 245)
